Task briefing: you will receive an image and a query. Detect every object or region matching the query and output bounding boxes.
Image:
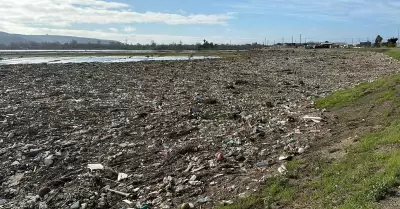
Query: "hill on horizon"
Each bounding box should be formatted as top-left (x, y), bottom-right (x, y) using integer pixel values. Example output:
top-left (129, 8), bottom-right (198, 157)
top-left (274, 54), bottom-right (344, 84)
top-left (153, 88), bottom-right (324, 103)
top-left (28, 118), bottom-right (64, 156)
top-left (0, 31), bottom-right (118, 45)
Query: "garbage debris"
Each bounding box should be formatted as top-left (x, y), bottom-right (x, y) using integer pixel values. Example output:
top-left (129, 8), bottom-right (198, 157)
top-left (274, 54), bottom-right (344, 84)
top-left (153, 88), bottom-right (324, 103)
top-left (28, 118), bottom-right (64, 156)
top-left (216, 152), bottom-right (224, 160)
top-left (117, 173), bottom-right (128, 181)
top-left (1, 50), bottom-right (398, 208)
top-left (278, 164), bottom-right (288, 175)
top-left (87, 164), bottom-right (104, 171)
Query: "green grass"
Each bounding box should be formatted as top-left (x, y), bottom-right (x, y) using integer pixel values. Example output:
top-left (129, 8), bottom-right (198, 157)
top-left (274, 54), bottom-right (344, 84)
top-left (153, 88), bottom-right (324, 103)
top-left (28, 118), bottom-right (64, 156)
top-left (218, 50), bottom-right (400, 209)
top-left (311, 121), bottom-right (400, 209)
top-left (385, 49), bottom-right (400, 60)
top-left (316, 74), bottom-right (400, 109)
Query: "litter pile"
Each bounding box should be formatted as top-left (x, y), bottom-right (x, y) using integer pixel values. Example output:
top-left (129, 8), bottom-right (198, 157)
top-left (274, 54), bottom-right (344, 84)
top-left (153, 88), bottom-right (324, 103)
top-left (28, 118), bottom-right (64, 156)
top-left (0, 50), bottom-right (399, 209)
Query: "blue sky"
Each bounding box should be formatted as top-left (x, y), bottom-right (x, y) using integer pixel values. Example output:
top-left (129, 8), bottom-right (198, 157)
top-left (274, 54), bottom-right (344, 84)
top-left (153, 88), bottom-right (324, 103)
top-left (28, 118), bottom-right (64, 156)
top-left (1, 0), bottom-right (400, 44)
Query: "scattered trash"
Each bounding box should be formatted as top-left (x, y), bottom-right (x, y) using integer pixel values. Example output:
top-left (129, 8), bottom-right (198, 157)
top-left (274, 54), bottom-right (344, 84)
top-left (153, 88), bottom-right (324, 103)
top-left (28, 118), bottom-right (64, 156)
top-left (105, 186), bottom-right (130, 197)
top-left (254, 162), bottom-right (268, 167)
top-left (70, 201), bottom-right (80, 209)
top-left (11, 161), bottom-right (20, 166)
top-left (117, 173), bottom-right (128, 181)
top-left (140, 204), bottom-right (150, 209)
top-left (44, 155), bottom-right (54, 166)
top-left (197, 197), bottom-right (212, 204)
top-left (216, 152), bottom-right (224, 160)
top-left (220, 200), bottom-right (234, 205)
top-left (123, 200), bottom-right (133, 205)
top-left (87, 164), bottom-right (104, 171)
top-left (278, 164), bottom-right (288, 175)
top-left (303, 115), bottom-right (322, 123)
top-left (1, 50), bottom-right (395, 208)
top-left (278, 155), bottom-right (293, 161)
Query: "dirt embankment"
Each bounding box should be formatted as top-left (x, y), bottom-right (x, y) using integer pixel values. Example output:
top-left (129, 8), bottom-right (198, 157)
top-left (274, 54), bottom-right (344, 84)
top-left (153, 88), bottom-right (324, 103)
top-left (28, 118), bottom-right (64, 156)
top-left (0, 50), bottom-right (399, 209)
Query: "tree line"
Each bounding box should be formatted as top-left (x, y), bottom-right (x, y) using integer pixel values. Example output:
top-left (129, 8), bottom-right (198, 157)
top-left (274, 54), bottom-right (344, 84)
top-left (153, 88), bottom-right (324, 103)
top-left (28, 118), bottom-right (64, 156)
top-left (0, 39), bottom-right (264, 50)
top-left (374, 35), bottom-right (398, 47)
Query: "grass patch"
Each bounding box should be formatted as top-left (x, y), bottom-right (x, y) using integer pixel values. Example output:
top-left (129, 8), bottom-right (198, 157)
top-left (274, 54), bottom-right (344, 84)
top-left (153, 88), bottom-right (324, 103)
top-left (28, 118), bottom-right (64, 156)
top-left (217, 177), bottom-right (297, 209)
top-left (311, 121), bottom-right (400, 208)
top-left (385, 49), bottom-right (400, 60)
top-left (316, 74), bottom-right (400, 109)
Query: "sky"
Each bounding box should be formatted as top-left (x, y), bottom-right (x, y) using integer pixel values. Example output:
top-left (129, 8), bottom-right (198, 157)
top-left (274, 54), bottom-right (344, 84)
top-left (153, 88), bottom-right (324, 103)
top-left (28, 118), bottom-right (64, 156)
top-left (1, 0), bottom-right (400, 44)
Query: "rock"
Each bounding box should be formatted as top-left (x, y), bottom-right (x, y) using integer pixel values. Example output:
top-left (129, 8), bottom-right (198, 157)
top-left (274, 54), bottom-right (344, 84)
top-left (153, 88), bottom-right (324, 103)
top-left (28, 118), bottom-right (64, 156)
top-left (44, 155), bottom-right (54, 166)
top-left (38, 187), bottom-right (51, 197)
top-left (298, 147), bottom-right (305, 154)
top-left (70, 201), bottom-right (80, 209)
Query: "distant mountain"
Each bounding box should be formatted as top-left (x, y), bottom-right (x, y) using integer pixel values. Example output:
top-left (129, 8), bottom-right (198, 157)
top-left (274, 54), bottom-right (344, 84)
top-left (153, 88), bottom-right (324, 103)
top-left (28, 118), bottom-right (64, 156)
top-left (0, 31), bottom-right (118, 45)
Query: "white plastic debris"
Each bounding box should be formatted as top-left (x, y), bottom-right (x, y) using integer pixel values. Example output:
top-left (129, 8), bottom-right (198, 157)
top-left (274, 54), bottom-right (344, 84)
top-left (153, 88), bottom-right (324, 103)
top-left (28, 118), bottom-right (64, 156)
top-left (87, 164), bottom-right (104, 171)
top-left (118, 173), bottom-right (128, 181)
top-left (122, 200), bottom-right (133, 205)
top-left (278, 164), bottom-right (287, 174)
top-left (303, 115), bottom-right (322, 122)
top-left (298, 147), bottom-right (305, 154)
top-left (278, 155), bottom-right (291, 161)
top-left (44, 155), bottom-right (54, 166)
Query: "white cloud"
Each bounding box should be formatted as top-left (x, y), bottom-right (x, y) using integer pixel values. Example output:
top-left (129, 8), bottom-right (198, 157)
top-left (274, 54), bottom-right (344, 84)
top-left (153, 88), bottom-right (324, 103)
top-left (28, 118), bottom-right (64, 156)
top-left (124, 26), bottom-right (136, 33)
top-left (228, 0), bottom-right (400, 24)
top-left (109, 28), bottom-right (118, 32)
top-left (0, 22), bottom-right (230, 44)
top-left (0, 0), bottom-right (233, 26)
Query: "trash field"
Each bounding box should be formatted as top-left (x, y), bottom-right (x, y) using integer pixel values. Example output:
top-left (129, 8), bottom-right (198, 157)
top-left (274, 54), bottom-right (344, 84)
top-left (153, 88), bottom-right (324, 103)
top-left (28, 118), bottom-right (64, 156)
top-left (0, 50), bottom-right (399, 209)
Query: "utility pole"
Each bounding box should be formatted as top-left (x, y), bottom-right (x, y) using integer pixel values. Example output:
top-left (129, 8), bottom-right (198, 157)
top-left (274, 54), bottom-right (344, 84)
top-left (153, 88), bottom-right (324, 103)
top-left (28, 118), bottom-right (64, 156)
top-left (267, 40), bottom-right (269, 46)
top-left (230, 39), bottom-right (231, 45)
top-left (292, 36), bottom-right (294, 45)
top-left (352, 38), bottom-right (354, 45)
top-left (264, 38), bottom-right (266, 46)
top-left (300, 34), bottom-right (302, 45)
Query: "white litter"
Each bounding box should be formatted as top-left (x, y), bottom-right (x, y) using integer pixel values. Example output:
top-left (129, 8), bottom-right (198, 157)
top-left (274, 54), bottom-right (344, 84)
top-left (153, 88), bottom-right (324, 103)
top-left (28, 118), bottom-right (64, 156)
top-left (87, 164), bottom-right (104, 171)
top-left (303, 115), bottom-right (322, 122)
top-left (118, 173), bottom-right (128, 181)
top-left (278, 164), bottom-right (287, 174)
top-left (122, 200), bottom-right (133, 205)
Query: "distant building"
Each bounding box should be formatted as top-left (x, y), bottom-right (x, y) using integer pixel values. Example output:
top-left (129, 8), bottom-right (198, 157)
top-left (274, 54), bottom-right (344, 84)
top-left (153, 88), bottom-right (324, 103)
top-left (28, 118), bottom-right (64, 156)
top-left (315, 43), bottom-right (333, 48)
top-left (359, 41), bottom-right (372, 47)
